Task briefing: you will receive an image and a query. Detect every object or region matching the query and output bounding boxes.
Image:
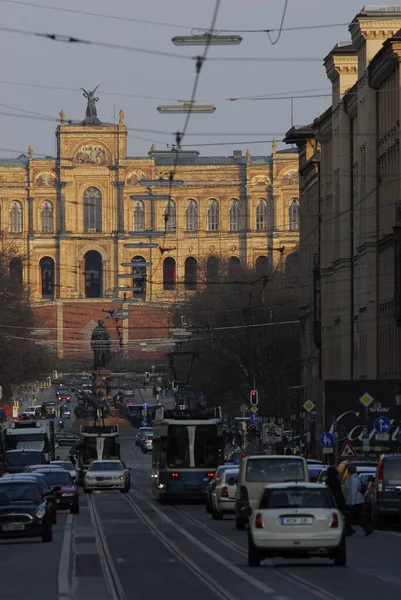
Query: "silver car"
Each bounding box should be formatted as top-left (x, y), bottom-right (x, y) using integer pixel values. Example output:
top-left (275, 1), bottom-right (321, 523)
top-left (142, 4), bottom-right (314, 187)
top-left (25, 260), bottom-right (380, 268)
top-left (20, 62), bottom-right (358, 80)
top-left (135, 427), bottom-right (152, 446)
top-left (83, 460), bottom-right (131, 493)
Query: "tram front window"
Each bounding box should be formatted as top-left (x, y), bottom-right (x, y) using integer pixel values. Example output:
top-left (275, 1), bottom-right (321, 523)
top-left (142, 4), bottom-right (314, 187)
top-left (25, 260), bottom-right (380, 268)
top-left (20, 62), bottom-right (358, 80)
top-left (167, 426), bottom-right (190, 468)
top-left (194, 425), bottom-right (219, 467)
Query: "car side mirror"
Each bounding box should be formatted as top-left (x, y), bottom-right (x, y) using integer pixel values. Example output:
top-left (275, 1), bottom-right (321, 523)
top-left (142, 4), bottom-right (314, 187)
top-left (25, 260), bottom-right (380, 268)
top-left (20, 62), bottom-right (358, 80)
top-left (227, 477), bottom-right (237, 486)
top-left (240, 506), bottom-right (252, 519)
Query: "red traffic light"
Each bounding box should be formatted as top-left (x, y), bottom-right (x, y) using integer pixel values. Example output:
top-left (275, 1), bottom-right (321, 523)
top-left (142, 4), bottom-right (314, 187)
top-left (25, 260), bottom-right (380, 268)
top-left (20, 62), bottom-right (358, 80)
top-left (250, 390), bottom-right (258, 405)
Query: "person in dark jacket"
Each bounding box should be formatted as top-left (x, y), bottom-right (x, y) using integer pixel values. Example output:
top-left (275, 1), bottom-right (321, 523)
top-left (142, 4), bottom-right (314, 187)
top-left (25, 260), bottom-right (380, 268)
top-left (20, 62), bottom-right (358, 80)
top-left (326, 466), bottom-right (354, 536)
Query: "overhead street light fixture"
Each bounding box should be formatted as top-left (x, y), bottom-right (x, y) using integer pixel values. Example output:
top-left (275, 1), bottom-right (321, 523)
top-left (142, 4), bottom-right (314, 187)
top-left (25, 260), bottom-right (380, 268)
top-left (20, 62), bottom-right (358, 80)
top-left (172, 33), bottom-right (242, 46)
top-left (138, 178), bottom-right (184, 187)
top-left (157, 101), bottom-right (216, 114)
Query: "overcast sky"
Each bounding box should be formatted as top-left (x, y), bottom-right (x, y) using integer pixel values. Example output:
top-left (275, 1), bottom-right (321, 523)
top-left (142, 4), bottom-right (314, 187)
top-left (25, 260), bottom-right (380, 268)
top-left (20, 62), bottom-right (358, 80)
top-left (0, 0), bottom-right (382, 158)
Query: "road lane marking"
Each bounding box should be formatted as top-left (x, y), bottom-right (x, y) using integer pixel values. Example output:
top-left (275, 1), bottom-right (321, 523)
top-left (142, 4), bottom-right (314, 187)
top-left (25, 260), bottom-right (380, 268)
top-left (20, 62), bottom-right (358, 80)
top-left (58, 514), bottom-right (73, 600)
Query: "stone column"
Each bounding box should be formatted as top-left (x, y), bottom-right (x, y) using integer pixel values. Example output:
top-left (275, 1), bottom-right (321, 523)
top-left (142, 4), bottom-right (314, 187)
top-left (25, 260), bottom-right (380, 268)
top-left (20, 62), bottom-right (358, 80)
top-left (58, 182), bottom-right (67, 232)
top-left (113, 181), bottom-right (125, 232)
top-left (28, 196), bottom-right (34, 235)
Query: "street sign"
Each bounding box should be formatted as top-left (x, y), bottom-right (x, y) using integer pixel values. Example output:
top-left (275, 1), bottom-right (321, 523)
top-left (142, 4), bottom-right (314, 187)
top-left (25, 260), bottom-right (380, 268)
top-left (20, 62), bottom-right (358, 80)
top-left (359, 392), bottom-right (374, 409)
top-left (375, 433), bottom-right (389, 441)
top-left (263, 423), bottom-right (276, 444)
top-left (143, 403), bottom-right (149, 409)
top-left (362, 426), bottom-right (369, 438)
top-left (250, 406), bottom-right (258, 414)
top-left (303, 399), bottom-right (315, 413)
top-left (322, 447), bottom-right (334, 454)
top-left (250, 414), bottom-right (258, 423)
top-left (373, 416), bottom-right (391, 434)
top-left (240, 404), bottom-right (248, 415)
top-left (319, 432), bottom-right (334, 448)
top-left (141, 420), bottom-right (147, 427)
top-left (338, 440), bottom-right (357, 459)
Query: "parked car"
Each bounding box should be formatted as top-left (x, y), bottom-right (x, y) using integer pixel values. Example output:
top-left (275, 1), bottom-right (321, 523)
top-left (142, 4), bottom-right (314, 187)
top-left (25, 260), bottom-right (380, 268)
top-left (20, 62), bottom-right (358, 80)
top-left (211, 468), bottom-right (239, 520)
top-left (246, 482), bottom-right (346, 567)
top-left (83, 460), bottom-right (131, 493)
top-left (373, 454), bottom-right (401, 528)
top-left (0, 478), bottom-right (53, 542)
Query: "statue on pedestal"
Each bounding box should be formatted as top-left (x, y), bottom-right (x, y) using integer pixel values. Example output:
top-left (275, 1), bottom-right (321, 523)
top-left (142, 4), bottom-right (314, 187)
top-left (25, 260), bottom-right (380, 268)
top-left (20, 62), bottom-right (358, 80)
top-left (80, 86), bottom-right (101, 125)
top-left (91, 319), bottom-right (111, 369)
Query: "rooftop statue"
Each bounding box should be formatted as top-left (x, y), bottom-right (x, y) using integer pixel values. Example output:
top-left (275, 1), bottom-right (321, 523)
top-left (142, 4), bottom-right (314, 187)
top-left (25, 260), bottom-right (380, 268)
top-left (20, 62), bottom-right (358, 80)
top-left (80, 86), bottom-right (101, 125)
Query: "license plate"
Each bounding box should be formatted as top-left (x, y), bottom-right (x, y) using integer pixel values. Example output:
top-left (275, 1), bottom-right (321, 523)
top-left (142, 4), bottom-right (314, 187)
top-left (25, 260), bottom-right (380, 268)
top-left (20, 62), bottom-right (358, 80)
top-left (281, 517), bottom-right (313, 525)
top-left (1, 524), bottom-right (25, 531)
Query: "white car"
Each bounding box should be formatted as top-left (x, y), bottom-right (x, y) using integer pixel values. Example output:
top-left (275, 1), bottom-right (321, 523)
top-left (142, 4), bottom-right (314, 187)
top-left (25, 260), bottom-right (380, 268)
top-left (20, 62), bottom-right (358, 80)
top-left (211, 468), bottom-right (239, 519)
top-left (141, 434), bottom-right (153, 453)
top-left (135, 427), bottom-right (152, 446)
top-left (247, 482), bottom-right (346, 567)
top-left (50, 460), bottom-right (77, 483)
top-left (83, 460), bottom-right (131, 493)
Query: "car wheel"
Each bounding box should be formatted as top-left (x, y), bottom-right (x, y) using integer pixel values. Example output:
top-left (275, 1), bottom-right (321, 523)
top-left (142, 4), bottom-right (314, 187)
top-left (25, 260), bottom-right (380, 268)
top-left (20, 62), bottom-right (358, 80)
top-left (248, 534), bottom-right (261, 567)
top-left (236, 516), bottom-right (246, 531)
top-left (212, 509), bottom-right (223, 520)
top-left (334, 537), bottom-right (347, 566)
top-left (206, 499), bottom-right (212, 514)
top-left (41, 525), bottom-right (53, 543)
top-left (70, 503), bottom-right (80, 514)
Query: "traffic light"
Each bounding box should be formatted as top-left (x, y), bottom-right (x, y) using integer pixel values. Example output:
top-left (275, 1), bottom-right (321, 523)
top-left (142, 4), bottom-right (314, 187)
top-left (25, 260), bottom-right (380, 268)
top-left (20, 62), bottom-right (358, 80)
top-left (250, 425), bottom-right (256, 436)
top-left (250, 390), bottom-right (258, 405)
top-left (172, 380), bottom-right (178, 392)
top-left (145, 372), bottom-right (150, 383)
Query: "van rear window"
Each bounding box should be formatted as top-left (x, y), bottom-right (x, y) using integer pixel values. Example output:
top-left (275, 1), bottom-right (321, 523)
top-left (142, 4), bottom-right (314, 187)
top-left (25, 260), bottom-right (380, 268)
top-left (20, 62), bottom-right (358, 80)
top-left (384, 458), bottom-right (401, 480)
top-left (245, 458), bottom-right (306, 483)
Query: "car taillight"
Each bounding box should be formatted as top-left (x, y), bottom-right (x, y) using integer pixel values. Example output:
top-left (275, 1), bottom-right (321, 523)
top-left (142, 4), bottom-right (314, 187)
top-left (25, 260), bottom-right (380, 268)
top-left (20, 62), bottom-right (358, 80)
top-left (240, 486), bottom-right (249, 501)
top-left (170, 472), bottom-right (179, 479)
top-left (255, 513), bottom-right (264, 529)
top-left (377, 460), bottom-right (384, 497)
top-left (220, 486), bottom-right (229, 498)
top-left (207, 472), bottom-right (214, 478)
top-left (329, 512), bottom-right (339, 528)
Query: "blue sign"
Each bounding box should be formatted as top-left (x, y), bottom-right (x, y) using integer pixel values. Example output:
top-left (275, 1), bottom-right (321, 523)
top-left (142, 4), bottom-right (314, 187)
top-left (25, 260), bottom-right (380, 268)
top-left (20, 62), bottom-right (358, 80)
top-left (319, 432), bottom-right (334, 448)
top-left (362, 426), bottom-right (369, 438)
top-left (250, 414), bottom-right (258, 423)
top-left (374, 416), bottom-right (391, 434)
top-left (141, 420), bottom-right (148, 427)
top-left (143, 403), bottom-right (148, 409)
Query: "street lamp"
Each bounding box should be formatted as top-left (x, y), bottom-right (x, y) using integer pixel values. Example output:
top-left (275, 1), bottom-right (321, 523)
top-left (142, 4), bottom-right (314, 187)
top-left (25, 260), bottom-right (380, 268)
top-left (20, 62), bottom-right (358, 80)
top-left (172, 33), bottom-right (242, 46)
top-left (157, 101), bottom-right (216, 113)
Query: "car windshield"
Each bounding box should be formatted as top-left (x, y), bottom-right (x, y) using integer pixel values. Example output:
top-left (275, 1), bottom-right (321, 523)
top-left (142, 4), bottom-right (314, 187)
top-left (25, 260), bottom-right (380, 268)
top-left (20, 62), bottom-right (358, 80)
top-left (51, 462), bottom-right (74, 471)
top-left (89, 462), bottom-right (122, 472)
top-left (0, 483), bottom-right (42, 504)
top-left (7, 452), bottom-right (44, 466)
top-left (384, 458), bottom-right (401, 480)
top-left (224, 470), bottom-right (239, 482)
top-left (41, 471), bottom-right (74, 486)
top-left (259, 487), bottom-right (333, 509)
top-left (27, 476), bottom-right (51, 492)
top-left (246, 459), bottom-right (305, 483)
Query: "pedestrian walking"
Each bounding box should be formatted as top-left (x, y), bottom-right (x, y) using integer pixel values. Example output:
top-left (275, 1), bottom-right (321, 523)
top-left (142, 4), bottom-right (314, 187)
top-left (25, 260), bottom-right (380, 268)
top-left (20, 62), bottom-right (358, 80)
top-left (326, 466), bottom-right (354, 536)
top-left (344, 465), bottom-right (373, 536)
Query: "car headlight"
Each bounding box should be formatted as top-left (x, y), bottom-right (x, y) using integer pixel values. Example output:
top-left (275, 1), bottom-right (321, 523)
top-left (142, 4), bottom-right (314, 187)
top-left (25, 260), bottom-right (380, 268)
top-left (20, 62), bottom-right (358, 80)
top-left (119, 476), bottom-right (124, 480)
top-left (35, 505), bottom-right (46, 519)
top-left (62, 493), bottom-right (75, 497)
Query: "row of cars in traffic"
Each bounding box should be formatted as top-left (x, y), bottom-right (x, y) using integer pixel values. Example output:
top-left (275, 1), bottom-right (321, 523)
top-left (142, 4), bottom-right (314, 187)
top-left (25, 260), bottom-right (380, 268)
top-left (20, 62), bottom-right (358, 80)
top-left (203, 452), bottom-right (401, 567)
top-left (135, 426), bottom-right (153, 453)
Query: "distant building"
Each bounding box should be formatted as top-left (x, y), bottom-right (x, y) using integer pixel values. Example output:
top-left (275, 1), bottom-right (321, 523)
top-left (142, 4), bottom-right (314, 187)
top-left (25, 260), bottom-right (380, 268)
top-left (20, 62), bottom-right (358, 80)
top-left (0, 105), bottom-right (299, 359)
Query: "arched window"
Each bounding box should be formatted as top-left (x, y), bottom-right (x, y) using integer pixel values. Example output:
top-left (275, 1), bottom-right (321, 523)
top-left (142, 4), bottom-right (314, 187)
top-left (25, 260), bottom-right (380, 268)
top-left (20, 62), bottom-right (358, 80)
top-left (84, 187), bottom-right (102, 233)
top-left (84, 250), bottom-right (102, 298)
top-left (164, 199), bottom-right (176, 232)
top-left (256, 198), bottom-right (269, 231)
top-left (185, 199), bottom-right (198, 232)
top-left (9, 201), bottom-right (22, 233)
top-left (207, 199), bottom-right (219, 232)
top-left (40, 257), bottom-right (54, 298)
top-left (132, 200), bottom-right (145, 232)
top-left (163, 257), bottom-right (176, 290)
top-left (9, 257), bottom-right (23, 286)
top-left (286, 252), bottom-right (300, 275)
top-left (40, 200), bottom-right (54, 233)
top-left (229, 199), bottom-right (241, 232)
top-left (228, 256), bottom-right (241, 278)
top-left (184, 257), bottom-right (197, 290)
top-left (288, 198), bottom-right (299, 231)
top-left (207, 256), bottom-right (219, 281)
top-left (255, 255), bottom-right (269, 277)
top-left (132, 255), bottom-right (146, 300)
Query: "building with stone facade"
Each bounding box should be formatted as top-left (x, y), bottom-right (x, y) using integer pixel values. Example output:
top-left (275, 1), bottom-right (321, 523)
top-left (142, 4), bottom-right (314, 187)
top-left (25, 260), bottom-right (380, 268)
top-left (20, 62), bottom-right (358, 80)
top-left (0, 103), bottom-right (299, 360)
top-left (285, 6), bottom-right (401, 438)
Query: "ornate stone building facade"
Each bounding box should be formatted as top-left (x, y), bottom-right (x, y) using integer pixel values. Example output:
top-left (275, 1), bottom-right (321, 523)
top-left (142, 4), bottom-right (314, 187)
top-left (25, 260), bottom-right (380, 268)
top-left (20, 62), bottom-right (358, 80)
top-left (0, 103), bottom-right (299, 359)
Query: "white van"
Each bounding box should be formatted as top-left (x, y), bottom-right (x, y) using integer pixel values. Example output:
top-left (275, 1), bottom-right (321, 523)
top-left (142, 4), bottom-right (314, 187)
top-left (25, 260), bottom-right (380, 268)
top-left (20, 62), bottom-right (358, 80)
top-left (234, 454), bottom-right (309, 530)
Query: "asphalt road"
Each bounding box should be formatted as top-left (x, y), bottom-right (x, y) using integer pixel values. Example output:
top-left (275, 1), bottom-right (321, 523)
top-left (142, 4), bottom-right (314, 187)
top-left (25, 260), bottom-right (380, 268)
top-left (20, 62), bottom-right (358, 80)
top-left (3, 389), bottom-right (401, 600)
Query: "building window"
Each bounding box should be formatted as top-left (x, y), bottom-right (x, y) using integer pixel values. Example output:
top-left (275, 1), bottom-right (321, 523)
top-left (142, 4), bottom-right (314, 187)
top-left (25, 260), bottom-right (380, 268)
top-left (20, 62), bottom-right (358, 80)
top-left (228, 256), bottom-right (241, 278)
top-left (40, 200), bottom-right (54, 233)
top-left (255, 255), bottom-right (269, 276)
top-left (9, 201), bottom-right (23, 233)
top-left (40, 257), bottom-right (54, 299)
top-left (163, 257), bottom-right (176, 290)
top-left (132, 255), bottom-right (146, 300)
top-left (288, 198), bottom-right (299, 231)
top-left (84, 250), bottom-right (102, 298)
top-left (207, 256), bottom-right (219, 281)
top-left (207, 199), bottom-right (219, 232)
top-left (229, 198), bottom-right (241, 231)
top-left (9, 257), bottom-right (23, 286)
top-left (185, 199), bottom-right (198, 232)
top-left (132, 200), bottom-right (145, 232)
top-left (83, 187), bottom-right (102, 233)
top-left (164, 199), bottom-right (176, 232)
top-left (256, 198), bottom-right (269, 231)
top-left (184, 257), bottom-right (197, 290)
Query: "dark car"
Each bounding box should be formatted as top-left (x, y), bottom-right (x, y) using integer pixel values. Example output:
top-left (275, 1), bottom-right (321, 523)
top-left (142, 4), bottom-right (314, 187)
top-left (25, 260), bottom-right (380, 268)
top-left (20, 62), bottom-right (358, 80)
top-left (4, 450), bottom-right (47, 474)
top-left (1, 474), bottom-right (57, 525)
top-left (25, 466), bottom-right (79, 514)
top-left (0, 479), bottom-right (53, 542)
top-left (308, 465), bottom-right (326, 483)
top-left (55, 431), bottom-right (79, 448)
top-left (57, 389), bottom-right (71, 402)
top-left (373, 454), bottom-right (401, 528)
